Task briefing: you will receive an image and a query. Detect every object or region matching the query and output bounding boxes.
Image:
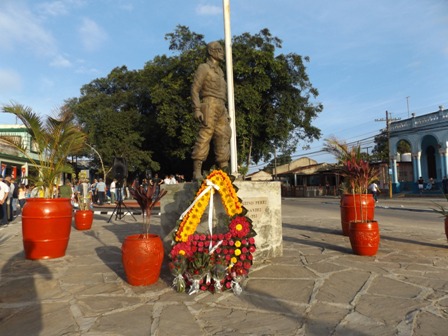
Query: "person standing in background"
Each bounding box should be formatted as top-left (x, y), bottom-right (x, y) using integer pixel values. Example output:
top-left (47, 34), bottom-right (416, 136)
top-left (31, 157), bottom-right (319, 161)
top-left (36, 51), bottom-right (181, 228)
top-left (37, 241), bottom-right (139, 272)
top-left (18, 183), bottom-right (27, 211)
top-left (96, 178), bottom-right (106, 205)
top-left (110, 179), bottom-right (117, 204)
top-left (91, 179), bottom-right (98, 204)
top-left (0, 175), bottom-right (10, 225)
top-left (5, 176), bottom-right (14, 221)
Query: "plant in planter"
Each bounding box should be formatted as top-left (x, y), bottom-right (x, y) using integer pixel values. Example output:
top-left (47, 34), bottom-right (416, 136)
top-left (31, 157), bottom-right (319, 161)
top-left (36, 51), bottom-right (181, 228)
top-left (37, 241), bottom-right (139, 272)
top-left (1, 103), bottom-right (87, 259)
top-left (74, 172), bottom-right (94, 231)
top-left (341, 146), bottom-right (381, 256)
top-left (121, 180), bottom-right (168, 286)
top-left (324, 137), bottom-right (377, 236)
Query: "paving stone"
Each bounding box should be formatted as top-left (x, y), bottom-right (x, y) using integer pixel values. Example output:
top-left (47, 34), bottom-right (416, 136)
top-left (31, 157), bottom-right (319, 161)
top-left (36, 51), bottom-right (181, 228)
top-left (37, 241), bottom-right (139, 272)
top-left (367, 276), bottom-right (422, 298)
top-left (77, 296), bottom-right (143, 316)
top-left (315, 270), bottom-right (371, 304)
top-left (244, 279), bottom-right (314, 304)
top-left (157, 303), bottom-right (203, 335)
top-left (305, 302), bottom-right (351, 335)
top-left (89, 304), bottom-right (153, 336)
top-left (250, 264), bottom-right (316, 279)
top-left (1, 198), bottom-right (447, 335)
top-left (413, 311), bottom-right (448, 336)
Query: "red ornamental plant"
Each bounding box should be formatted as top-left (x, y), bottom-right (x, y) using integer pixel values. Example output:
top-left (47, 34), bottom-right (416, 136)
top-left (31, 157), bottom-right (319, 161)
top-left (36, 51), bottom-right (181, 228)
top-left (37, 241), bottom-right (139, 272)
top-left (129, 180), bottom-right (167, 235)
top-left (342, 153), bottom-right (379, 222)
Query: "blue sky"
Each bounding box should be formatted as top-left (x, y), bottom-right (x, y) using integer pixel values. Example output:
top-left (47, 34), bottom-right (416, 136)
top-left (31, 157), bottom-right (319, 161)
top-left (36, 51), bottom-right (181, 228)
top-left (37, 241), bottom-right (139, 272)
top-left (1, 0), bottom-right (448, 171)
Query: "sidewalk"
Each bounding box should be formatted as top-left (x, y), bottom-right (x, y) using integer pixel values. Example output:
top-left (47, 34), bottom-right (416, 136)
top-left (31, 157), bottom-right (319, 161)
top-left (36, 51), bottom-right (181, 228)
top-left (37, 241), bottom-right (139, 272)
top-left (319, 194), bottom-right (445, 213)
top-left (0, 197), bottom-right (447, 335)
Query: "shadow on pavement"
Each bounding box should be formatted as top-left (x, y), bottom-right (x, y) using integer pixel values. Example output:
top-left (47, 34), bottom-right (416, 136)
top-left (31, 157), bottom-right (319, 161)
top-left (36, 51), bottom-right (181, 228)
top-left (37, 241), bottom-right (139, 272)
top-left (283, 222), bottom-right (341, 235)
top-left (0, 251), bottom-right (52, 336)
top-left (381, 234), bottom-right (447, 249)
top-left (283, 235), bottom-right (352, 254)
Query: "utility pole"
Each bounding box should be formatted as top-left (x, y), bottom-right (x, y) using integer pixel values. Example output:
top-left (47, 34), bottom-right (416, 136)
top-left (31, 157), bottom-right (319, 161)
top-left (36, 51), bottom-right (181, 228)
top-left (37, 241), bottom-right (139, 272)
top-left (222, 0), bottom-right (238, 176)
top-left (375, 111), bottom-right (400, 199)
top-left (406, 96), bottom-right (410, 118)
top-left (363, 146), bottom-right (372, 156)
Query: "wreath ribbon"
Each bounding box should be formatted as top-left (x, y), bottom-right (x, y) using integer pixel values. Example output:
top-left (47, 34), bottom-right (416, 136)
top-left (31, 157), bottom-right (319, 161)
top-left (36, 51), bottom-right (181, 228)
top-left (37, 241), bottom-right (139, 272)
top-left (178, 179), bottom-right (220, 250)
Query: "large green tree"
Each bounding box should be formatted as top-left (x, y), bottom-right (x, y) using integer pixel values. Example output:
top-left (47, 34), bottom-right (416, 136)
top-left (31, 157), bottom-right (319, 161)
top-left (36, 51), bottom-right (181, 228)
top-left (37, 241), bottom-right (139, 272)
top-left (67, 66), bottom-right (159, 176)
top-left (68, 26), bottom-right (322, 178)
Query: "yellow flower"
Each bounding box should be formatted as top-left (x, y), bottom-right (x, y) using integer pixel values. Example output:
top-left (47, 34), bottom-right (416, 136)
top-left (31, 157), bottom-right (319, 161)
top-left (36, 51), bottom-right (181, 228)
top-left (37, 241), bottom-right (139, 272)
top-left (235, 240), bottom-right (241, 247)
top-left (179, 250), bottom-right (186, 255)
top-left (231, 257), bottom-right (237, 264)
top-left (234, 249), bottom-right (241, 256)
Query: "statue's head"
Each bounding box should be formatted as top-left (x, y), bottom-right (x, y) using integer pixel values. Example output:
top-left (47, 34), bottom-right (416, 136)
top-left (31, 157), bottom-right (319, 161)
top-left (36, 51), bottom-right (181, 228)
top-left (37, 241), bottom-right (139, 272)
top-left (207, 41), bottom-right (224, 62)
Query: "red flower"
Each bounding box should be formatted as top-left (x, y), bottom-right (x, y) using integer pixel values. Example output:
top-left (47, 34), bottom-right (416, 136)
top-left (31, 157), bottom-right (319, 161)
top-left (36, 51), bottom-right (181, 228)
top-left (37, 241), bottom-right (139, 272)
top-left (170, 242), bottom-right (193, 258)
top-left (229, 216), bottom-right (250, 238)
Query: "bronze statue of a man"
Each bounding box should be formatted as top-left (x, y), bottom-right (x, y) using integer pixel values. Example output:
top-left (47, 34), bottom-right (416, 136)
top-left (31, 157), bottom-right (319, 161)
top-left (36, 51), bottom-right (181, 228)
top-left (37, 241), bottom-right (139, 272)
top-left (191, 41), bottom-right (231, 180)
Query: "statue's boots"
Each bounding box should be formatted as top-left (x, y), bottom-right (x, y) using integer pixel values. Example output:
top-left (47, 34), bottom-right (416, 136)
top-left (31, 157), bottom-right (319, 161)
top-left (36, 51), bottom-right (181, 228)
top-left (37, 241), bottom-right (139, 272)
top-left (193, 160), bottom-right (203, 180)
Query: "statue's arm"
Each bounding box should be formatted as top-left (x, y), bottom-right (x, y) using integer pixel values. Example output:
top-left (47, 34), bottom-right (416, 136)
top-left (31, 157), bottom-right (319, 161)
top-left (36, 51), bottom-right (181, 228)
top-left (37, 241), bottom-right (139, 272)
top-left (191, 64), bottom-right (208, 113)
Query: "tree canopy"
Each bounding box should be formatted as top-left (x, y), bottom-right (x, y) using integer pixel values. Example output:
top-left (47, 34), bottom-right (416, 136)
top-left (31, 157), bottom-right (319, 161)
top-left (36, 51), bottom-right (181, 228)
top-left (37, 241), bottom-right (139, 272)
top-left (68, 26), bottom-right (323, 179)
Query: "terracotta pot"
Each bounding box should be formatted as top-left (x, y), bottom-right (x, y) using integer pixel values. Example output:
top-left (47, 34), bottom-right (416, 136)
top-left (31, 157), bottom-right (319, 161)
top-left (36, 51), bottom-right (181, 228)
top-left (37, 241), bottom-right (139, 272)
top-left (122, 234), bottom-right (164, 286)
top-left (22, 198), bottom-right (73, 260)
top-left (74, 210), bottom-right (93, 230)
top-left (340, 194), bottom-right (375, 236)
top-left (349, 220), bottom-right (380, 256)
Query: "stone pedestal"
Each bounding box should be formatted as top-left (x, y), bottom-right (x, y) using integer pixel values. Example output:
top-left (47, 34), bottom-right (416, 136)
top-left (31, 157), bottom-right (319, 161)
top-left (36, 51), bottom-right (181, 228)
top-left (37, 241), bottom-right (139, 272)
top-left (160, 180), bottom-right (282, 262)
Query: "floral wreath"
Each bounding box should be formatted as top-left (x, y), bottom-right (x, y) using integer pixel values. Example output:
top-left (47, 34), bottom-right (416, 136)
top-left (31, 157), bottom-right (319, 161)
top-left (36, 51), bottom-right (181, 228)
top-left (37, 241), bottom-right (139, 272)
top-left (169, 170), bottom-right (257, 295)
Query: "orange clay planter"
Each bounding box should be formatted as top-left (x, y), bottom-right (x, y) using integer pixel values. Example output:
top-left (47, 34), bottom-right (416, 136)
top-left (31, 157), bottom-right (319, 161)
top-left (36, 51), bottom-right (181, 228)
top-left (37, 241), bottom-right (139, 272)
top-left (122, 234), bottom-right (164, 286)
top-left (349, 220), bottom-right (380, 256)
top-left (74, 209), bottom-right (93, 231)
top-left (340, 194), bottom-right (375, 236)
top-left (22, 198), bottom-right (73, 260)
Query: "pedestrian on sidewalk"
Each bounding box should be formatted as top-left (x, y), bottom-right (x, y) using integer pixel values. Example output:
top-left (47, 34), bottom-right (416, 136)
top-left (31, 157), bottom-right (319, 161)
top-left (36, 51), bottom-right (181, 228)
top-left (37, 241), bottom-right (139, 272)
top-left (18, 183), bottom-right (27, 211)
top-left (417, 177), bottom-right (424, 194)
top-left (368, 181), bottom-right (381, 202)
top-left (0, 175), bottom-right (9, 225)
top-left (96, 178), bottom-right (106, 205)
top-left (110, 179), bottom-right (117, 204)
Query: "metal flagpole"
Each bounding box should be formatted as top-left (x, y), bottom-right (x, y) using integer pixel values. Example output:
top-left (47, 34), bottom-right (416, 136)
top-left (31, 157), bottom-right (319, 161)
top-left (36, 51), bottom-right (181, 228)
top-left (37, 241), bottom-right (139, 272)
top-left (223, 0), bottom-right (238, 176)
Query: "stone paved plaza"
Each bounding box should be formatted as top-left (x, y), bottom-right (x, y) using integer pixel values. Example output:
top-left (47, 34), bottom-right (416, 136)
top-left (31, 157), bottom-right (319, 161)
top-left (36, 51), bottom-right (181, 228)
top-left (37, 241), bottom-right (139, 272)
top-left (0, 197), bottom-right (447, 335)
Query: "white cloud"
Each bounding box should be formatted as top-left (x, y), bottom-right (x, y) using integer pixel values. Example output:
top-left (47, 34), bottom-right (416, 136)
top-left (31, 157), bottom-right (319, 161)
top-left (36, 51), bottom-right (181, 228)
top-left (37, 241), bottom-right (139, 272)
top-left (38, 1), bottom-right (70, 16)
top-left (50, 55), bottom-right (72, 68)
top-left (0, 69), bottom-right (22, 92)
top-left (196, 4), bottom-right (221, 16)
top-left (78, 18), bottom-right (108, 52)
top-left (37, 0), bottom-right (86, 17)
top-left (0, 2), bottom-right (57, 56)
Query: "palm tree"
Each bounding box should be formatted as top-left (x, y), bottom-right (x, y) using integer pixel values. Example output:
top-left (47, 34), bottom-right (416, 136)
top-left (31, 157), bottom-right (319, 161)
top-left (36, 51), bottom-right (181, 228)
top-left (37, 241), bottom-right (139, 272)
top-left (1, 103), bottom-right (87, 198)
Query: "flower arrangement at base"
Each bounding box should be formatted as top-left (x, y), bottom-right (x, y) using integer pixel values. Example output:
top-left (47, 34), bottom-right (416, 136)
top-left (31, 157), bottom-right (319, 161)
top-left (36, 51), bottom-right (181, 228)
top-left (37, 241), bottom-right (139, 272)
top-left (169, 169), bottom-right (256, 295)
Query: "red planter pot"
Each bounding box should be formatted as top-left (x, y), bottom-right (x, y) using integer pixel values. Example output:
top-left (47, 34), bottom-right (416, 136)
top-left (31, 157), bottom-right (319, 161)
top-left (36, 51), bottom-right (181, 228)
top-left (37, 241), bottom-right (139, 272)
top-left (74, 210), bottom-right (93, 230)
top-left (22, 198), bottom-right (73, 260)
top-left (340, 194), bottom-right (375, 236)
top-left (349, 220), bottom-right (380, 256)
top-left (122, 234), bottom-right (164, 286)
